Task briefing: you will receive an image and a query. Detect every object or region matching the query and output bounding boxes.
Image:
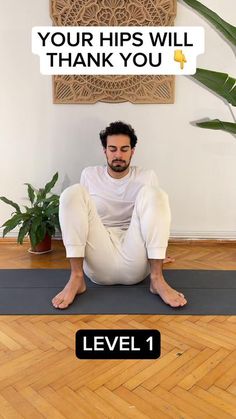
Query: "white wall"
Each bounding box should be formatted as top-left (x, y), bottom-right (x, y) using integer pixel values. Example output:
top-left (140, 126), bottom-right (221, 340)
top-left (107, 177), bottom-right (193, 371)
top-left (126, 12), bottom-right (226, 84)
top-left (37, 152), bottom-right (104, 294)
top-left (0, 0), bottom-right (235, 239)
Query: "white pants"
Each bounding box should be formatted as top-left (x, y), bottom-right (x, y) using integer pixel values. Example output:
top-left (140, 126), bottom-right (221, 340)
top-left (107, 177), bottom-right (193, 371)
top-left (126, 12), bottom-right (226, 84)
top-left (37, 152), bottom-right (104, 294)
top-left (59, 184), bottom-right (171, 285)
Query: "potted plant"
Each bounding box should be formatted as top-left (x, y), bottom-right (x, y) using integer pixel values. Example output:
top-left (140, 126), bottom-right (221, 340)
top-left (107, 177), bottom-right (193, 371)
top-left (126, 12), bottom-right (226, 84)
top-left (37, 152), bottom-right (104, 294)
top-left (0, 172), bottom-right (60, 253)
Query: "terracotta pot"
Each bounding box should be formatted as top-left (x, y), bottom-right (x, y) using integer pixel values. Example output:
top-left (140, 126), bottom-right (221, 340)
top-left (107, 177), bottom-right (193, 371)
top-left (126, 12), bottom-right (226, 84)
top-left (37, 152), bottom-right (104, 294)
top-left (30, 233), bottom-right (52, 253)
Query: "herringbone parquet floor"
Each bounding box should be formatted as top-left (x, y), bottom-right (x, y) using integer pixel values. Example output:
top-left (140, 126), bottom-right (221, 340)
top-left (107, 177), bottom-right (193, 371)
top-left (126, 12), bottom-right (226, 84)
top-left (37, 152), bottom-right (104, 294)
top-left (0, 239), bottom-right (236, 419)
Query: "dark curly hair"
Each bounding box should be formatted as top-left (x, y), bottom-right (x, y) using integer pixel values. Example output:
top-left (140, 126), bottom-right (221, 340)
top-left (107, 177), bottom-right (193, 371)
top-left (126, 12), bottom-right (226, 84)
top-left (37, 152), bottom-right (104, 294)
top-left (99, 121), bottom-right (138, 149)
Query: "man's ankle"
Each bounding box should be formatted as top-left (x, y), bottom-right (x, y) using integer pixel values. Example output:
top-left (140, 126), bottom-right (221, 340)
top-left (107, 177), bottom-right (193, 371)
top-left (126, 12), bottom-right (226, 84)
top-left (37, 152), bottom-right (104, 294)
top-left (70, 271), bottom-right (84, 280)
top-left (150, 273), bottom-right (165, 282)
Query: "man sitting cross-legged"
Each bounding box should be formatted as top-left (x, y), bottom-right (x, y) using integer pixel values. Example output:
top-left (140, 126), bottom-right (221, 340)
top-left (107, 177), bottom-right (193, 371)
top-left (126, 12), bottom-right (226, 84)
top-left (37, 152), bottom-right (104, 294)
top-left (52, 121), bottom-right (187, 309)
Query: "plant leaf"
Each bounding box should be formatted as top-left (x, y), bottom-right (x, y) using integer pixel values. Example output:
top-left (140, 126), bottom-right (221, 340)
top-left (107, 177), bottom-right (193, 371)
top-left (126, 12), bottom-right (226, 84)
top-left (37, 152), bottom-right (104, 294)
top-left (29, 230), bottom-right (37, 248)
top-left (2, 214), bottom-right (23, 237)
top-left (44, 194), bottom-right (59, 204)
top-left (182, 0), bottom-right (236, 46)
top-left (196, 119), bottom-right (236, 134)
top-left (192, 68), bottom-right (236, 106)
top-left (46, 224), bottom-right (55, 236)
top-left (29, 216), bottom-right (46, 246)
top-left (35, 223), bottom-right (46, 243)
top-left (24, 183), bottom-right (35, 204)
top-left (0, 197), bottom-right (21, 213)
top-left (36, 188), bottom-right (46, 203)
top-left (17, 220), bottom-right (31, 244)
top-left (42, 195), bottom-right (59, 212)
top-left (47, 214), bottom-right (61, 232)
top-left (2, 213), bottom-right (24, 227)
top-left (30, 215), bottom-right (43, 234)
top-left (44, 172), bottom-right (59, 196)
top-left (44, 205), bottom-right (59, 217)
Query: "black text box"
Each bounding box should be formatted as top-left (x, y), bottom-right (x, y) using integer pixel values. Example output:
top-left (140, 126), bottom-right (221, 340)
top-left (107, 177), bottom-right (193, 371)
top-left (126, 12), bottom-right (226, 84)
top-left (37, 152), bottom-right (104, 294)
top-left (75, 329), bottom-right (161, 359)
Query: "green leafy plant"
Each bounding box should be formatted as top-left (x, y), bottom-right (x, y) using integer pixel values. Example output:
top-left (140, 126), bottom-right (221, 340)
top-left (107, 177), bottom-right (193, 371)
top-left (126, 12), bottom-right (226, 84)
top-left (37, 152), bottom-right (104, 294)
top-left (182, 0), bottom-right (236, 134)
top-left (0, 172), bottom-right (60, 248)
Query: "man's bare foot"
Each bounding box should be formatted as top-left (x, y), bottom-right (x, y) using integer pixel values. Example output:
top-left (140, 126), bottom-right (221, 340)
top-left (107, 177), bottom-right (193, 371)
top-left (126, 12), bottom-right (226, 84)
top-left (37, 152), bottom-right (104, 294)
top-left (52, 273), bottom-right (86, 309)
top-left (150, 274), bottom-right (187, 307)
top-left (163, 256), bottom-right (175, 264)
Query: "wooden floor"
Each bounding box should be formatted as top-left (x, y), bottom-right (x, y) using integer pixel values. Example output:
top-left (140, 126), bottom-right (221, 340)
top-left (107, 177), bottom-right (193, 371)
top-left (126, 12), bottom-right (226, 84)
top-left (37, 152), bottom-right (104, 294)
top-left (0, 239), bottom-right (236, 418)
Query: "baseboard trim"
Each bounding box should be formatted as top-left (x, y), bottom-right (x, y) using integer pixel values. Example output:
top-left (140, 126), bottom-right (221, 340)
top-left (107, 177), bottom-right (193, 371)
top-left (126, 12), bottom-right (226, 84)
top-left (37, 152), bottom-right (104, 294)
top-left (171, 230), bottom-right (236, 240)
top-left (169, 238), bottom-right (236, 244)
top-left (1, 228), bottom-right (236, 243)
top-left (1, 237), bottom-right (236, 245)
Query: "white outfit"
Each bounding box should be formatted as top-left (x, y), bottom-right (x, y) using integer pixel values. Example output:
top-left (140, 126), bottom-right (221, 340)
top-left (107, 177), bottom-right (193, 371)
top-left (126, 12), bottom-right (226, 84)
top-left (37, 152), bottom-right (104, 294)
top-left (59, 166), bottom-right (171, 285)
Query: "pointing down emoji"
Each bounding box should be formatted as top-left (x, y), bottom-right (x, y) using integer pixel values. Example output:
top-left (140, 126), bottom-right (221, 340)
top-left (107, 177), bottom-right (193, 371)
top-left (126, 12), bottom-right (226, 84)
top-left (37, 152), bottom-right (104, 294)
top-left (174, 50), bottom-right (187, 69)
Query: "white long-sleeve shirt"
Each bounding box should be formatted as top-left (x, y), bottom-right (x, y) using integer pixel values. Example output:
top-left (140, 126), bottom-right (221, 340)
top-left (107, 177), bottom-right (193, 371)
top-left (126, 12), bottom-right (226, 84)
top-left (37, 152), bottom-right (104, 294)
top-left (80, 165), bottom-right (159, 230)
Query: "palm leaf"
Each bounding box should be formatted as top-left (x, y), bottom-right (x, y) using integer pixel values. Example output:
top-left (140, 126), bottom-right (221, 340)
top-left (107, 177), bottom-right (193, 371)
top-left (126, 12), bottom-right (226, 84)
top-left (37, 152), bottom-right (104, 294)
top-left (182, 0), bottom-right (236, 46)
top-left (196, 119), bottom-right (236, 134)
top-left (193, 68), bottom-right (236, 106)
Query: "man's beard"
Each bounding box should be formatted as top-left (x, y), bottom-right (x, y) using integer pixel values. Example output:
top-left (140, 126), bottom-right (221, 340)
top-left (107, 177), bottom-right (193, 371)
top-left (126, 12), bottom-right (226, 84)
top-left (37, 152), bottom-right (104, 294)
top-left (108, 159), bottom-right (131, 172)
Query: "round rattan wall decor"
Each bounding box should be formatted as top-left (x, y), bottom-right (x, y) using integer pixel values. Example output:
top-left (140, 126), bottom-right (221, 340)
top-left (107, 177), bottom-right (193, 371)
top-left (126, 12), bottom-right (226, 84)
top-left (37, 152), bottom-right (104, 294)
top-left (50, 0), bottom-right (177, 104)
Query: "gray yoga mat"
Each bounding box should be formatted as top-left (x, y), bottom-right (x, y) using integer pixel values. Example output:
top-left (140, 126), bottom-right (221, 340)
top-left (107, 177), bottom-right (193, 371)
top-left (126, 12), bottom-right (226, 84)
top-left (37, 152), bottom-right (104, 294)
top-left (0, 269), bottom-right (235, 315)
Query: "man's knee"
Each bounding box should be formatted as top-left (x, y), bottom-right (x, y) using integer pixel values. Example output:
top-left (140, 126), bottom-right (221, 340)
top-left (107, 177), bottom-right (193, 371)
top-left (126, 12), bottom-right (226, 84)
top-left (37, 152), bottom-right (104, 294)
top-left (137, 185), bottom-right (169, 204)
top-left (60, 184), bottom-right (86, 207)
top-left (135, 186), bottom-right (171, 222)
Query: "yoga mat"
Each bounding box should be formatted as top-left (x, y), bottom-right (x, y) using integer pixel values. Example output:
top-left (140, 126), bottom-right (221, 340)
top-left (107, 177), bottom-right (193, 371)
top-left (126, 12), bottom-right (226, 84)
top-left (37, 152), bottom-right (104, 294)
top-left (0, 269), bottom-right (235, 315)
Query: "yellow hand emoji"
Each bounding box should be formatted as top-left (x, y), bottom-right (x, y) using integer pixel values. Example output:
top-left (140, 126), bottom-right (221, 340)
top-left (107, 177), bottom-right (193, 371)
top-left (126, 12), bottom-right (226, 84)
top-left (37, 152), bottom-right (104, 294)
top-left (174, 50), bottom-right (187, 69)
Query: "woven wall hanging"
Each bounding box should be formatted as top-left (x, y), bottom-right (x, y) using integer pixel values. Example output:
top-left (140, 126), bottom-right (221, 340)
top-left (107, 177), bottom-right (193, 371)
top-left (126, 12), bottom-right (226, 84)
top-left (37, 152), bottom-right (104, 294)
top-left (50, 0), bottom-right (177, 104)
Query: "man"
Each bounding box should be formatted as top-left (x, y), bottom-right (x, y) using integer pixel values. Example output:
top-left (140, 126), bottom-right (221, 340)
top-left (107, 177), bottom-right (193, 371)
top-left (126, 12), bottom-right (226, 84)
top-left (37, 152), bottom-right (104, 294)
top-left (52, 121), bottom-right (187, 309)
